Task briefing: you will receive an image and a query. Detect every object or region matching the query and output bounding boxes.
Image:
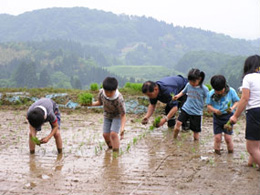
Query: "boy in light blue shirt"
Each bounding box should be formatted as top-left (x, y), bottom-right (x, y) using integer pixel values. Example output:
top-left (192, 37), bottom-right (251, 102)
top-left (206, 75), bottom-right (240, 155)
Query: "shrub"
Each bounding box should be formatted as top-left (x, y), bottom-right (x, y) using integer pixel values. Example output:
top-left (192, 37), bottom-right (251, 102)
top-left (90, 83), bottom-right (99, 91)
top-left (78, 93), bottom-right (93, 106)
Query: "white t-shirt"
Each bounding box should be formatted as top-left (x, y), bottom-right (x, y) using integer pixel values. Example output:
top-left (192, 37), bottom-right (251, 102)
top-left (242, 73), bottom-right (260, 110)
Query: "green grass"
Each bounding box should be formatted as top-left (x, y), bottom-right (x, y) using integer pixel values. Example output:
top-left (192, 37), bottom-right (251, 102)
top-left (106, 65), bottom-right (178, 81)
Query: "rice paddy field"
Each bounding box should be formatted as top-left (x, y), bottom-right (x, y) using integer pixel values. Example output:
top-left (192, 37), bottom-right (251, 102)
top-left (0, 108), bottom-right (259, 195)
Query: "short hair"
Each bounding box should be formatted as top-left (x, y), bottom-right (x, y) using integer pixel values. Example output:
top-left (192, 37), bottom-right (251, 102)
top-left (27, 107), bottom-right (45, 128)
top-left (210, 75), bottom-right (226, 91)
top-left (243, 55), bottom-right (260, 77)
top-left (102, 77), bottom-right (118, 91)
top-left (142, 81), bottom-right (157, 93)
top-left (188, 68), bottom-right (205, 85)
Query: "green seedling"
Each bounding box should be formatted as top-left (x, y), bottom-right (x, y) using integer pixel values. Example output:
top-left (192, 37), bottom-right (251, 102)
top-left (113, 151), bottom-right (118, 158)
top-left (149, 125), bottom-right (155, 131)
top-left (153, 116), bottom-right (162, 127)
top-left (224, 120), bottom-right (232, 131)
top-left (31, 136), bottom-right (41, 146)
top-left (78, 92), bottom-right (93, 106)
top-left (225, 101), bottom-right (232, 114)
top-left (133, 137), bottom-right (138, 145)
top-left (170, 92), bottom-right (175, 99)
top-left (126, 143), bottom-right (131, 152)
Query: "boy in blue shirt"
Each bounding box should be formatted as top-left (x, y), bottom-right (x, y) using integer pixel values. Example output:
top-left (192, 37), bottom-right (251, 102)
top-left (206, 75), bottom-right (240, 155)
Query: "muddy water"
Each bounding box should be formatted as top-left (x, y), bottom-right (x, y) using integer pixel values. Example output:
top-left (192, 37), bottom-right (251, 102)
top-left (0, 109), bottom-right (259, 195)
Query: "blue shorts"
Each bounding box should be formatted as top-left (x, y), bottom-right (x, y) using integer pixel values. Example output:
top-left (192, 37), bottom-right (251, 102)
top-left (213, 113), bottom-right (233, 135)
top-left (178, 109), bottom-right (201, 132)
top-left (246, 108), bottom-right (260, 141)
top-left (103, 117), bottom-right (121, 134)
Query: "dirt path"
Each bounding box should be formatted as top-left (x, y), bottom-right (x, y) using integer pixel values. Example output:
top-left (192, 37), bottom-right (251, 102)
top-left (0, 109), bottom-right (259, 195)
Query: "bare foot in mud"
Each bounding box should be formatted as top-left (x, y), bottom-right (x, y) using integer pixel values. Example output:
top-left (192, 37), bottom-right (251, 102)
top-left (173, 128), bottom-right (180, 139)
top-left (215, 149), bottom-right (221, 155)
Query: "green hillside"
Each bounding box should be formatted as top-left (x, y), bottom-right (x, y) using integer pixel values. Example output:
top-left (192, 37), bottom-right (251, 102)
top-left (106, 65), bottom-right (180, 82)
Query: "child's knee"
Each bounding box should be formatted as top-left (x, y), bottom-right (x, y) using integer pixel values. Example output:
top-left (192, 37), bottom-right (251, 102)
top-left (224, 135), bottom-right (232, 144)
top-left (54, 130), bottom-right (61, 139)
top-left (214, 135), bottom-right (222, 143)
top-left (110, 131), bottom-right (118, 140)
top-left (103, 132), bottom-right (109, 138)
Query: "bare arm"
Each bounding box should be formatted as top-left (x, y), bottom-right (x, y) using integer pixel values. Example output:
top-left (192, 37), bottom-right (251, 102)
top-left (142, 104), bottom-right (156, 124)
top-left (207, 104), bottom-right (222, 115)
top-left (92, 100), bottom-right (101, 106)
top-left (230, 88), bottom-right (249, 124)
top-left (41, 121), bottom-right (59, 144)
top-left (120, 113), bottom-right (126, 139)
top-left (158, 106), bottom-right (178, 127)
top-left (230, 101), bottom-right (239, 112)
top-left (173, 91), bottom-right (184, 101)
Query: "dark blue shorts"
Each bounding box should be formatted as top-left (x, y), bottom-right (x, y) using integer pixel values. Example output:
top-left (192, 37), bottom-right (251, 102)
top-left (178, 109), bottom-right (201, 132)
top-left (213, 113), bottom-right (233, 135)
top-left (246, 107), bottom-right (260, 141)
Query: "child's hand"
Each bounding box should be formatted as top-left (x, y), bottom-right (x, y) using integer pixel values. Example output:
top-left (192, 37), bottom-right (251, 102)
top-left (214, 109), bottom-right (222, 115)
top-left (120, 130), bottom-right (124, 140)
top-left (225, 107), bottom-right (232, 114)
top-left (40, 137), bottom-right (50, 144)
top-left (141, 117), bottom-right (149, 125)
top-left (172, 95), bottom-right (178, 101)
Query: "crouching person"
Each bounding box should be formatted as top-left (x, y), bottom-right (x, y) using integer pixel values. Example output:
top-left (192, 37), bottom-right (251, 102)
top-left (27, 98), bottom-right (62, 154)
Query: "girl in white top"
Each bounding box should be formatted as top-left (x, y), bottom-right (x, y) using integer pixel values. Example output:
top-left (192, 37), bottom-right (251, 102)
top-left (230, 55), bottom-right (260, 170)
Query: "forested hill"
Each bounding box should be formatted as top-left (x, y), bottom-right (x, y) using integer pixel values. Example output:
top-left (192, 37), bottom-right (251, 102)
top-left (0, 7), bottom-right (259, 90)
top-left (0, 7), bottom-right (259, 67)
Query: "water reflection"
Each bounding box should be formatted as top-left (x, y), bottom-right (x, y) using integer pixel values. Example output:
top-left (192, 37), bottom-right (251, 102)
top-left (28, 153), bottom-right (64, 184)
top-left (101, 151), bottom-right (124, 193)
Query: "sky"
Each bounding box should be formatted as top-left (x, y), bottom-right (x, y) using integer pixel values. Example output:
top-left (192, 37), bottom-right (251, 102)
top-left (0, 0), bottom-right (259, 40)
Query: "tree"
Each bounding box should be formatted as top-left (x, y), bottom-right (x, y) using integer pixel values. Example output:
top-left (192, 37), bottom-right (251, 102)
top-left (70, 76), bottom-right (82, 89)
top-left (38, 69), bottom-right (51, 87)
top-left (14, 61), bottom-right (38, 88)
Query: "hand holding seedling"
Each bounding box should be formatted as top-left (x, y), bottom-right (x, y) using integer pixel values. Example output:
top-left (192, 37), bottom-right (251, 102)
top-left (153, 116), bottom-right (162, 128)
top-left (172, 95), bottom-right (179, 101)
top-left (31, 136), bottom-right (41, 146)
top-left (225, 101), bottom-right (232, 114)
top-left (141, 117), bottom-right (149, 125)
top-left (224, 120), bottom-right (233, 131)
top-left (40, 136), bottom-right (50, 144)
top-left (229, 115), bottom-right (237, 125)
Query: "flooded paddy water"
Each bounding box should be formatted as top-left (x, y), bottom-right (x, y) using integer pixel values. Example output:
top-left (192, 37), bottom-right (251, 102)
top-left (0, 108), bottom-right (259, 195)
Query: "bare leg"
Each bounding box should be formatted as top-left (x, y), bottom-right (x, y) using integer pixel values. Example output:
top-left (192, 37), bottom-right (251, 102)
top-left (103, 133), bottom-right (112, 149)
top-left (246, 140), bottom-right (260, 168)
top-left (173, 120), bottom-right (182, 139)
top-left (54, 129), bottom-right (62, 153)
top-left (193, 132), bottom-right (200, 141)
top-left (224, 134), bottom-right (233, 153)
top-left (110, 131), bottom-right (120, 151)
top-left (29, 126), bottom-right (36, 154)
top-left (214, 133), bottom-right (222, 155)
